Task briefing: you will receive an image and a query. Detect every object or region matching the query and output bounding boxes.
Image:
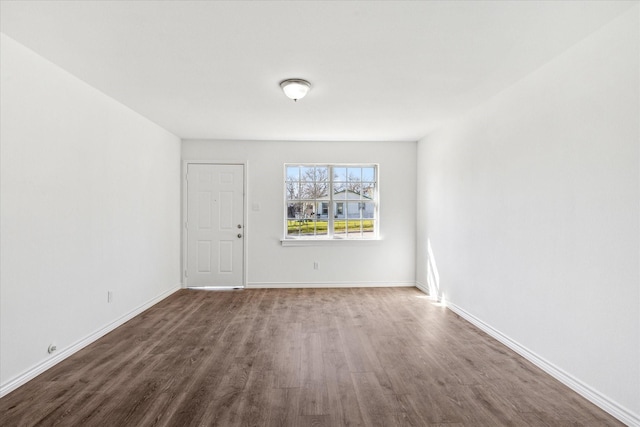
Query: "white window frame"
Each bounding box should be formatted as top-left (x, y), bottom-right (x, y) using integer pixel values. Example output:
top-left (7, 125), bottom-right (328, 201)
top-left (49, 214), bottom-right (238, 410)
top-left (282, 163), bottom-right (379, 245)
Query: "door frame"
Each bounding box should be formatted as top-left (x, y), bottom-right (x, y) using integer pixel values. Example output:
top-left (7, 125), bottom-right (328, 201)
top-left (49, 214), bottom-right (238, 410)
top-left (182, 160), bottom-right (248, 289)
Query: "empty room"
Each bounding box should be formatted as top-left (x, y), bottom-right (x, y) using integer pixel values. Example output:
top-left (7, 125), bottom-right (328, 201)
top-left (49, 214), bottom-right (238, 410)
top-left (1, 1), bottom-right (638, 426)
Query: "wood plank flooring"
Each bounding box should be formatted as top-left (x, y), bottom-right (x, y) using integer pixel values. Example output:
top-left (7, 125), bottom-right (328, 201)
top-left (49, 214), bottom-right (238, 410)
top-left (0, 287), bottom-right (624, 426)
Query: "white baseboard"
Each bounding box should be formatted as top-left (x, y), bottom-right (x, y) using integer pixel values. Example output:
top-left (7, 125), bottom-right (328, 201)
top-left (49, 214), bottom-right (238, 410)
top-left (415, 281), bottom-right (431, 296)
top-left (0, 285), bottom-right (181, 398)
top-left (246, 281), bottom-right (416, 289)
top-left (445, 301), bottom-right (640, 427)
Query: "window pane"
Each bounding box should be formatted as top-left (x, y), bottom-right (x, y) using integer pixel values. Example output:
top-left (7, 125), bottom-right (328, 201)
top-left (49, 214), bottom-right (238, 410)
top-left (287, 218), bottom-right (328, 237)
top-left (360, 201), bottom-right (375, 219)
top-left (287, 220), bottom-right (301, 237)
top-left (334, 167), bottom-right (347, 182)
top-left (286, 181), bottom-right (300, 200)
top-left (362, 167), bottom-right (375, 182)
top-left (347, 182), bottom-right (362, 197)
top-left (301, 166), bottom-right (315, 182)
top-left (286, 166), bottom-right (300, 181)
top-left (300, 182), bottom-right (316, 199)
top-left (347, 167), bottom-right (362, 183)
top-left (347, 202), bottom-right (361, 219)
top-left (333, 183), bottom-right (347, 199)
top-left (361, 183), bottom-right (375, 199)
top-left (347, 220), bottom-right (363, 237)
top-left (287, 218), bottom-right (309, 237)
top-left (346, 220), bottom-right (376, 239)
top-left (314, 182), bottom-right (329, 198)
top-left (314, 219), bottom-right (328, 237)
top-left (287, 202), bottom-right (303, 219)
top-left (333, 219), bottom-right (346, 237)
top-left (286, 202), bottom-right (304, 237)
top-left (362, 219), bottom-right (375, 235)
top-left (315, 166), bottom-right (329, 183)
top-left (317, 202), bottom-right (329, 219)
top-left (302, 202), bottom-right (316, 218)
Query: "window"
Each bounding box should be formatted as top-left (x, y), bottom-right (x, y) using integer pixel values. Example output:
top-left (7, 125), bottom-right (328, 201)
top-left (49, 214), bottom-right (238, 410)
top-left (285, 164), bottom-right (378, 240)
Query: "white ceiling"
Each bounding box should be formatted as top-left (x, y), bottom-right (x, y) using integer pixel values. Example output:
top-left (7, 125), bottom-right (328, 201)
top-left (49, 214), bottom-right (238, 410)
top-left (0, 1), bottom-right (635, 141)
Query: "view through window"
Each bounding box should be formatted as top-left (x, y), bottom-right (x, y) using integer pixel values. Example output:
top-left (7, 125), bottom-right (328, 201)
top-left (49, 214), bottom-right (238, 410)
top-left (285, 164), bottom-right (378, 239)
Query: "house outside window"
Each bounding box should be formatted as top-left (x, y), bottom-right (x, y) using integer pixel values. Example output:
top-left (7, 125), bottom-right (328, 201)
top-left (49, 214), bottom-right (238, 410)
top-left (285, 164), bottom-right (378, 239)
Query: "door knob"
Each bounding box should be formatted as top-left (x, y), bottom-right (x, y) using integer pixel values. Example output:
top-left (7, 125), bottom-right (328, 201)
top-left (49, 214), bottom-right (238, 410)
top-left (237, 224), bottom-right (242, 229)
top-left (237, 233), bottom-right (242, 238)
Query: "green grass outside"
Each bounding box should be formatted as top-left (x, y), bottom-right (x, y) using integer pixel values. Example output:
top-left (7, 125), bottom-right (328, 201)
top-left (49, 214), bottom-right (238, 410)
top-left (287, 219), bottom-right (374, 234)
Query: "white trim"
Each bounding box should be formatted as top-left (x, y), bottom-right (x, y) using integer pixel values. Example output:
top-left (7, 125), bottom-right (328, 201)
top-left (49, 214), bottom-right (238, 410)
top-left (281, 238), bottom-right (382, 247)
top-left (0, 285), bottom-right (181, 398)
top-left (247, 281), bottom-right (415, 289)
top-left (445, 301), bottom-right (640, 427)
top-left (415, 281), bottom-right (431, 296)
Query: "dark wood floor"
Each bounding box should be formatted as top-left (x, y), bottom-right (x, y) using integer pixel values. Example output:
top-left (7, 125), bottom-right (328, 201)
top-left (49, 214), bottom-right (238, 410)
top-left (1, 287), bottom-right (623, 426)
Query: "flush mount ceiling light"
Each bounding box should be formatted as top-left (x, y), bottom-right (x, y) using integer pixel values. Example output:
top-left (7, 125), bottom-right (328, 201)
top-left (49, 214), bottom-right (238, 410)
top-left (280, 79), bottom-right (311, 102)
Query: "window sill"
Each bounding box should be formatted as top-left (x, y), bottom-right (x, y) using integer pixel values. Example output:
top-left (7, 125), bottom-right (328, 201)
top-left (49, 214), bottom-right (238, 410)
top-left (281, 238), bottom-right (381, 247)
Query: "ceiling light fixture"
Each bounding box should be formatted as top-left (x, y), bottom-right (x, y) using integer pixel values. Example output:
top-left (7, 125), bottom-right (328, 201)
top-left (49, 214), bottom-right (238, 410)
top-left (280, 79), bottom-right (311, 102)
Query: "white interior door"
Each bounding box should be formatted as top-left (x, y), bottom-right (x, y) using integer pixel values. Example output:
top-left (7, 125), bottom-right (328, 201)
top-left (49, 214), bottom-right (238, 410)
top-left (186, 163), bottom-right (244, 287)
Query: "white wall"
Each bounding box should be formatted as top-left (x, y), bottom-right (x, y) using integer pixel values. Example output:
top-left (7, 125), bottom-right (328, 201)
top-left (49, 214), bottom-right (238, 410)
top-left (416, 6), bottom-right (639, 423)
top-left (0, 34), bottom-right (181, 393)
top-left (183, 140), bottom-right (416, 287)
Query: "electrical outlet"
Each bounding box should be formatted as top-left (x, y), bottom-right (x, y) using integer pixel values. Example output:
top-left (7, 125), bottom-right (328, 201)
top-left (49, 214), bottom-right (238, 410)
top-left (313, 261), bottom-right (319, 270)
top-left (107, 291), bottom-right (113, 303)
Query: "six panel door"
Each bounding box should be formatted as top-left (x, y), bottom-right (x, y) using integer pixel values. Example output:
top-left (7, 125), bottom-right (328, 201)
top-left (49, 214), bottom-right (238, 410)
top-left (186, 163), bottom-right (244, 287)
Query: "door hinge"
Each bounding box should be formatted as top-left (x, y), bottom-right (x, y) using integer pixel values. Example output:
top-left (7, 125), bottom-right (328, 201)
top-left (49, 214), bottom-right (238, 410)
top-left (185, 222), bottom-right (188, 229)
top-left (184, 270), bottom-right (188, 278)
